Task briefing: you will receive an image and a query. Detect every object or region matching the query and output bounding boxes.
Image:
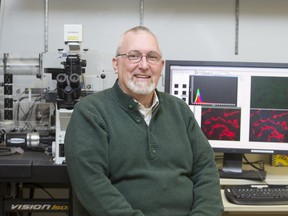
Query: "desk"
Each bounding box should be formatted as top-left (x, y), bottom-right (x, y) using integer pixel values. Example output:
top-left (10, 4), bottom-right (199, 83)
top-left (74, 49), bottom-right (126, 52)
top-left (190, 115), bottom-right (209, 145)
top-left (0, 151), bottom-right (69, 183)
top-left (221, 165), bottom-right (288, 215)
top-left (1, 153), bottom-right (288, 215)
top-left (0, 151), bottom-right (71, 215)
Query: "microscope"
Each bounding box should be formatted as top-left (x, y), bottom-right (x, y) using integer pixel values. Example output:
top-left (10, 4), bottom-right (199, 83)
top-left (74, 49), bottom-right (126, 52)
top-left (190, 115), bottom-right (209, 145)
top-left (47, 24), bottom-right (87, 164)
top-left (53, 54), bottom-right (86, 164)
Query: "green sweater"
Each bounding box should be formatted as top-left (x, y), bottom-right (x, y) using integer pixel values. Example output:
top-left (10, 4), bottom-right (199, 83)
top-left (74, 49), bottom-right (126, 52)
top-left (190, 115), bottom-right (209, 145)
top-left (64, 81), bottom-right (224, 216)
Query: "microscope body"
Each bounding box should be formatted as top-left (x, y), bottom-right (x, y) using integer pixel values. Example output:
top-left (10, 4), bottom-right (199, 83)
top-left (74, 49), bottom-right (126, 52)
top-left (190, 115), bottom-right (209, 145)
top-left (51, 52), bottom-right (86, 164)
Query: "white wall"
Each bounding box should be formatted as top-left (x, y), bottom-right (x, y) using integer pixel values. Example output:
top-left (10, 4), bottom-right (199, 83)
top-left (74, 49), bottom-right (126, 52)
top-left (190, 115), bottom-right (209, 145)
top-left (1, 0), bottom-right (288, 112)
top-left (1, 0), bottom-right (288, 62)
top-left (1, 0), bottom-right (288, 96)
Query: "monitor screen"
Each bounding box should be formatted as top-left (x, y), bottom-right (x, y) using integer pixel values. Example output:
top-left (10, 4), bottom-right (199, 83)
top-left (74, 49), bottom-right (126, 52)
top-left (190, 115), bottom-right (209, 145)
top-left (165, 60), bottom-right (288, 177)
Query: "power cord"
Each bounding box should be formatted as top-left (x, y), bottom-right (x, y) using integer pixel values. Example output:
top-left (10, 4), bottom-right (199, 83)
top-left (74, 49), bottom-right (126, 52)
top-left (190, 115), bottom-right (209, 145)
top-left (0, 147), bottom-right (24, 156)
top-left (243, 154), bottom-right (267, 184)
top-left (243, 154), bottom-right (265, 171)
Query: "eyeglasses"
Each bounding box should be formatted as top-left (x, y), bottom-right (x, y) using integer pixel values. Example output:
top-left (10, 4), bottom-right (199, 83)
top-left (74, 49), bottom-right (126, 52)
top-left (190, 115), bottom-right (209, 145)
top-left (116, 50), bottom-right (162, 64)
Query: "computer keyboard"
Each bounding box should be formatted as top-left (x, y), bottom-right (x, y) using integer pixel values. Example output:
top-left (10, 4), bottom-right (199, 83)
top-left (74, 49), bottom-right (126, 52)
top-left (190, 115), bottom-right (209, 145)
top-left (224, 184), bottom-right (288, 205)
top-left (219, 169), bottom-right (266, 180)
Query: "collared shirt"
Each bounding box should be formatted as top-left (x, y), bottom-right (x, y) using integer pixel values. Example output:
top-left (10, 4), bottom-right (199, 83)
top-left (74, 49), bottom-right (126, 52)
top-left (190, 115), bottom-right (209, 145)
top-left (135, 92), bottom-right (159, 125)
top-left (117, 82), bottom-right (159, 125)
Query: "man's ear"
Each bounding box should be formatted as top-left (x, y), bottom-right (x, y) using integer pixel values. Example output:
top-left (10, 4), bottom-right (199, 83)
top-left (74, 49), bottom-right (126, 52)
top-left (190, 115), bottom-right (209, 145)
top-left (112, 58), bottom-right (118, 74)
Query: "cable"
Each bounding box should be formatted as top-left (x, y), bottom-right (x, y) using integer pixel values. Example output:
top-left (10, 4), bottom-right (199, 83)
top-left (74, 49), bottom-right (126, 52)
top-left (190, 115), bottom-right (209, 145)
top-left (23, 183), bottom-right (70, 215)
top-left (243, 154), bottom-right (265, 171)
top-left (0, 147), bottom-right (24, 156)
top-left (24, 183), bottom-right (55, 199)
top-left (0, 147), bottom-right (13, 155)
top-left (243, 154), bottom-right (268, 184)
top-left (0, 0), bottom-right (5, 51)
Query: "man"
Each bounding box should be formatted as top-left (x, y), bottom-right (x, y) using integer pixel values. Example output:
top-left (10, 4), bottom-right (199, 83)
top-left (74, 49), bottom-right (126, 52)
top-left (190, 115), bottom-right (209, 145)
top-left (65, 26), bottom-right (224, 216)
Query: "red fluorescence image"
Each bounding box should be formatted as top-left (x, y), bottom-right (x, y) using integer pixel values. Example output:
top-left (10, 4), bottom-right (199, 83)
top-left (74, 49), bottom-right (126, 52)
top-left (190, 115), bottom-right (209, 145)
top-left (201, 107), bottom-right (241, 141)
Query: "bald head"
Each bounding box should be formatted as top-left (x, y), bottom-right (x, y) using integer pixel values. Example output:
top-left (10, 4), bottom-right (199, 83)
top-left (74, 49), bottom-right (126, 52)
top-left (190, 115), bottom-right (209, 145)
top-left (115, 26), bottom-right (161, 56)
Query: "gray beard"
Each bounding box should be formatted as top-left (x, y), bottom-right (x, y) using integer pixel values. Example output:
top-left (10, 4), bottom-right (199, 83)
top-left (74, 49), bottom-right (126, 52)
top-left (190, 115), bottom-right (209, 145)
top-left (126, 79), bottom-right (155, 95)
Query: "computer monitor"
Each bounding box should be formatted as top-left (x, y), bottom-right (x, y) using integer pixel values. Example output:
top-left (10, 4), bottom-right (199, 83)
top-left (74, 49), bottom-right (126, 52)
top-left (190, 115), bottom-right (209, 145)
top-left (165, 60), bottom-right (288, 176)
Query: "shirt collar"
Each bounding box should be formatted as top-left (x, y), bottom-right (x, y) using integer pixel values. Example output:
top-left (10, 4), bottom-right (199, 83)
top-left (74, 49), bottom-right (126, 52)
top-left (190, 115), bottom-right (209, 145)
top-left (135, 91), bottom-right (159, 111)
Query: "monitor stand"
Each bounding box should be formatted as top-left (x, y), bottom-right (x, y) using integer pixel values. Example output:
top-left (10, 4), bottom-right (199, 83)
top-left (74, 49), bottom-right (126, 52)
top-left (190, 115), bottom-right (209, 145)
top-left (222, 153), bottom-right (243, 173)
top-left (218, 153), bottom-right (266, 180)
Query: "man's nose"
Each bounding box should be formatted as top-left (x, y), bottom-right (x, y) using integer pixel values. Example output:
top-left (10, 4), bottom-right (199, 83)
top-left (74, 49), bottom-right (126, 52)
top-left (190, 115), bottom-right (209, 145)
top-left (138, 56), bottom-right (149, 69)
